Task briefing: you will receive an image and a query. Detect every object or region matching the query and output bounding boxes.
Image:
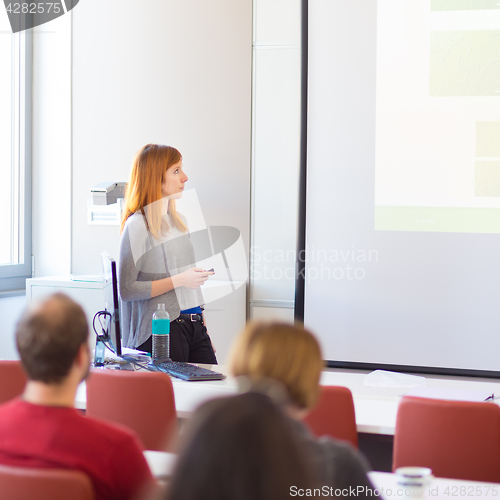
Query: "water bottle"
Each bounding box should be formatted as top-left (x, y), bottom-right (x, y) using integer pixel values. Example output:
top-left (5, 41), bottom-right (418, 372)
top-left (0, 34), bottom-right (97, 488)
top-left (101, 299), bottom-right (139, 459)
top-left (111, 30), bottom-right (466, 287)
top-left (94, 339), bottom-right (105, 367)
top-left (152, 303), bottom-right (170, 361)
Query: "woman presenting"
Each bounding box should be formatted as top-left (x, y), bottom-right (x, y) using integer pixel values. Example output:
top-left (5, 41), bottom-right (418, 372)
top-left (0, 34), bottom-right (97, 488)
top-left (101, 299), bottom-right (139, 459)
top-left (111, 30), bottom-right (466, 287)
top-left (118, 143), bottom-right (217, 364)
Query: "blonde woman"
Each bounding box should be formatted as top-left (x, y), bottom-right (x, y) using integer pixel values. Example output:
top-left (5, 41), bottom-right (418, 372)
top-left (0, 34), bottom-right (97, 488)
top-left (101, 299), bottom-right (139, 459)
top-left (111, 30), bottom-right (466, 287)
top-left (119, 144), bottom-right (216, 363)
top-left (229, 321), bottom-right (377, 496)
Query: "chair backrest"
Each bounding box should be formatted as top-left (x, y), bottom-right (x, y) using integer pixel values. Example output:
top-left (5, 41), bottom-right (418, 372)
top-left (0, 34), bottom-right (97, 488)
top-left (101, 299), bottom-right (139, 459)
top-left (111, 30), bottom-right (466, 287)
top-left (0, 361), bottom-right (27, 404)
top-left (303, 385), bottom-right (358, 448)
top-left (0, 465), bottom-right (94, 500)
top-left (393, 396), bottom-right (500, 482)
top-left (86, 369), bottom-right (177, 451)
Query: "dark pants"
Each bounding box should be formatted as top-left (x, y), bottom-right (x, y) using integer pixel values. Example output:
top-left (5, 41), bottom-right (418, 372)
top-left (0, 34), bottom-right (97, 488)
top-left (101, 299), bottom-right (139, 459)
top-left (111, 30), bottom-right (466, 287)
top-left (137, 318), bottom-right (217, 365)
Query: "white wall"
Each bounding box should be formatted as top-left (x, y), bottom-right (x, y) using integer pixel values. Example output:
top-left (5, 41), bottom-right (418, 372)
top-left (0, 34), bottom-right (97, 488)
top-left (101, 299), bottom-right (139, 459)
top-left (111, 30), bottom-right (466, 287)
top-left (71, 0), bottom-right (252, 275)
top-left (32, 15), bottom-right (72, 277)
top-left (71, 0), bottom-right (252, 361)
top-left (250, 0), bottom-right (301, 320)
top-left (0, 295), bottom-right (24, 360)
top-left (1, 1), bottom-right (252, 362)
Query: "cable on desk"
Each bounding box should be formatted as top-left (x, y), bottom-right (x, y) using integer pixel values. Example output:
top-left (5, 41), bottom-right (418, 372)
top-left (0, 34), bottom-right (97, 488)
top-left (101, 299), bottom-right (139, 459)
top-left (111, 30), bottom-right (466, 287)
top-left (92, 310), bottom-right (151, 371)
top-left (92, 310), bottom-right (116, 356)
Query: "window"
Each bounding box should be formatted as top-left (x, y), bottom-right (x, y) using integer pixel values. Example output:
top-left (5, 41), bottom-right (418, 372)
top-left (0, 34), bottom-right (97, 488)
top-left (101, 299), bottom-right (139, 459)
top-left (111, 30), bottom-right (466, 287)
top-left (0, 31), bottom-right (32, 292)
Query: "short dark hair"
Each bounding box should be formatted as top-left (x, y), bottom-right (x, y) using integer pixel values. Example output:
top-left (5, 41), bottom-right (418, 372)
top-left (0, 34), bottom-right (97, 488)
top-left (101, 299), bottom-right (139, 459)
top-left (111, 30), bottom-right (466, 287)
top-left (166, 392), bottom-right (317, 500)
top-left (16, 293), bottom-right (89, 384)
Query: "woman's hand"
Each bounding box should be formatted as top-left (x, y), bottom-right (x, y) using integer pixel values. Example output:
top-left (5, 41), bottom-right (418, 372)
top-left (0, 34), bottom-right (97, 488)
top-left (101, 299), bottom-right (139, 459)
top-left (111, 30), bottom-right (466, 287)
top-left (151, 268), bottom-right (214, 298)
top-left (174, 268), bottom-right (214, 289)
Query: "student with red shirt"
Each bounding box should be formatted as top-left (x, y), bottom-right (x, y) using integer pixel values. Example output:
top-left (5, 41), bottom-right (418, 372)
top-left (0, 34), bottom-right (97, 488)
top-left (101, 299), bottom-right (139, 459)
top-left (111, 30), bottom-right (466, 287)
top-left (0, 293), bottom-right (155, 500)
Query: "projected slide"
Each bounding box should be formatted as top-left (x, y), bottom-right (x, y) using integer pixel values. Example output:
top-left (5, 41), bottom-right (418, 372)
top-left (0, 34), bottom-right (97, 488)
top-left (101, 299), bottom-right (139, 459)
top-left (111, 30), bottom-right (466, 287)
top-left (431, 0), bottom-right (500, 11)
top-left (374, 0), bottom-right (500, 233)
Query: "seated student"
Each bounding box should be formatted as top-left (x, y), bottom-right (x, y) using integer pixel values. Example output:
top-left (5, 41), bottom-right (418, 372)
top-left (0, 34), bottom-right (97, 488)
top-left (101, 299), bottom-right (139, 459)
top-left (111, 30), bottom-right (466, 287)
top-left (0, 293), bottom-right (154, 500)
top-left (229, 321), bottom-right (377, 496)
top-left (165, 391), bottom-right (317, 500)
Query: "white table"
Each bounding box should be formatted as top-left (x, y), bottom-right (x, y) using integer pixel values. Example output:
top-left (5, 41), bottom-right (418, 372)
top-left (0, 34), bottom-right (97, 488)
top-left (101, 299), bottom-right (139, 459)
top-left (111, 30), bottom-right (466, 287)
top-left (144, 450), bottom-right (176, 480)
top-left (143, 452), bottom-right (500, 498)
top-left (78, 366), bottom-right (500, 436)
top-left (369, 472), bottom-right (499, 499)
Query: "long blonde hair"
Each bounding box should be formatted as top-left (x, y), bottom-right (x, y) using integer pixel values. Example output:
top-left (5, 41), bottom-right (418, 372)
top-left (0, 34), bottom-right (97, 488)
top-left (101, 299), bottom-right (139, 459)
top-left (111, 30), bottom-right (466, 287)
top-left (121, 144), bottom-right (188, 238)
top-left (229, 321), bottom-right (324, 409)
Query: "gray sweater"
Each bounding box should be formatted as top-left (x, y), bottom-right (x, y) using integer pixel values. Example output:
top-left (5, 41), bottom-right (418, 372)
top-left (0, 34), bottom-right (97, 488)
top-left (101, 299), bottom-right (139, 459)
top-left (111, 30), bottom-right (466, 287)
top-left (291, 419), bottom-right (378, 497)
top-left (118, 212), bottom-right (204, 348)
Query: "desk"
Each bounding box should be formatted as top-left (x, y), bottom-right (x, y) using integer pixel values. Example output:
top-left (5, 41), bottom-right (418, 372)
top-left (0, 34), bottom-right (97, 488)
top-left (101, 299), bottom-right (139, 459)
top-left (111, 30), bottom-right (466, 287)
top-left (143, 451), bottom-right (500, 498)
top-left (369, 472), bottom-right (499, 499)
top-left (77, 366), bottom-right (500, 436)
top-left (144, 450), bottom-right (176, 480)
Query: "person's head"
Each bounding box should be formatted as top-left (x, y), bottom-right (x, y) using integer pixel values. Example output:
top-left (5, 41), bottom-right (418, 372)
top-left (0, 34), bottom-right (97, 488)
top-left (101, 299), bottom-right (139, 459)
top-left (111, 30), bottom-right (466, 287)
top-left (15, 293), bottom-right (90, 385)
top-left (166, 392), bottom-right (317, 500)
top-left (229, 321), bottom-right (324, 410)
top-left (121, 143), bottom-right (188, 238)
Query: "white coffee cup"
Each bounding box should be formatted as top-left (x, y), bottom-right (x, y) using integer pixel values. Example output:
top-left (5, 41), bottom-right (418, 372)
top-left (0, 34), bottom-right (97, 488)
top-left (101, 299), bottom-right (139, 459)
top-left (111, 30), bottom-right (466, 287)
top-left (395, 467), bottom-right (433, 497)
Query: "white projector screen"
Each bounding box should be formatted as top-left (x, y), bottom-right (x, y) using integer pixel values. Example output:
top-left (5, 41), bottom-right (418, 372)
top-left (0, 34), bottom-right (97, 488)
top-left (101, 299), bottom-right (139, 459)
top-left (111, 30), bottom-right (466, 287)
top-left (304, 0), bottom-right (500, 374)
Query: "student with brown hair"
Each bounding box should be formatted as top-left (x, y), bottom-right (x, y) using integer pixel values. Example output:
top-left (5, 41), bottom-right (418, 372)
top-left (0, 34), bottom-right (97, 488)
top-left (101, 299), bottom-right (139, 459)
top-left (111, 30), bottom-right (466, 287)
top-left (229, 321), bottom-right (377, 495)
top-left (165, 392), bottom-right (318, 500)
top-left (119, 143), bottom-right (217, 363)
top-left (0, 293), bottom-right (154, 500)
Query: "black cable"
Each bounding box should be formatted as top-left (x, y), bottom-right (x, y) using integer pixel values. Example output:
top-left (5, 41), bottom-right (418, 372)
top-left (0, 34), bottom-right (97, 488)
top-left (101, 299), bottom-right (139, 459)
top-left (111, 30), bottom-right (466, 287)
top-left (122, 357), bottom-right (149, 371)
top-left (92, 310), bottom-right (151, 370)
top-left (92, 310), bottom-right (110, 339)
top-left (92, 310), bottom-right (116, 355)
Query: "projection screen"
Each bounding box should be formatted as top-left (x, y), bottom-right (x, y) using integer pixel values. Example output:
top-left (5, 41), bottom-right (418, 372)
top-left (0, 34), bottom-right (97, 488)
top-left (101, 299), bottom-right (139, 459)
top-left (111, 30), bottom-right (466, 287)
top-left (303, 0), bottom-right (500, 375)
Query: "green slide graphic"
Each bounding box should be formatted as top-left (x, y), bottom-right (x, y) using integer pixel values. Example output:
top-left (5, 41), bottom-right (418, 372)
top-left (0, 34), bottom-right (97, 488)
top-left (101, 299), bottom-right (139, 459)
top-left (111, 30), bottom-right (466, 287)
top-left (375, 207), bottom-right (500, 233)
top-left (475, 162), bottom-right (500, 197)
top-left (432, 0), bottom-right (500, 10)
top-left (430, 31), bottom-right (500, 97)
top-left (476, 122), bottom-right (500, 157)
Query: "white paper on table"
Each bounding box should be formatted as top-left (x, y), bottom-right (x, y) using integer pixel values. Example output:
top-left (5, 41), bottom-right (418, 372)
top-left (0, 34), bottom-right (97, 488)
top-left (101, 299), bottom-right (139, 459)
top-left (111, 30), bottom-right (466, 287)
top-left (364, 370), bottom-right (427, 388)
top-left (102, 347), bottom-right (150, 362)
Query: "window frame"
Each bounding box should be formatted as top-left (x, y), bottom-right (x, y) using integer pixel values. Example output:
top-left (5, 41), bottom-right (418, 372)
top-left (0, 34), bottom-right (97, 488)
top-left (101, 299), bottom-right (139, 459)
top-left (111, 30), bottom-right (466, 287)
top-left (0, 30), bottom-right (32, 292)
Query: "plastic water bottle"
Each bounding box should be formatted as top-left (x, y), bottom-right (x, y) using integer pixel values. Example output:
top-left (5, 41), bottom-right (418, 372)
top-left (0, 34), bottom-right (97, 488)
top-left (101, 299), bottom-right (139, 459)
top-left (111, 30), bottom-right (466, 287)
top-left (152, 303), bottom-right (170, 361)
top-left (94, 339), bottom-right (105, 366)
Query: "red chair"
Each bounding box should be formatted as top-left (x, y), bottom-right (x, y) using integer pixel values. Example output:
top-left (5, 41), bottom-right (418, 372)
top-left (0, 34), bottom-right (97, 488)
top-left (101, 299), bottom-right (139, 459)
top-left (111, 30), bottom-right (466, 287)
top-left (0, 465), bottom-right (93, 500)
top-left (303, 385), bottom-right (358, 448)
top-left (86, 369), bottom-right (177, 451)
top-left (0, 361), bottom-right (27, 404)
top-left (393, 396), bottom-right (500, 482)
